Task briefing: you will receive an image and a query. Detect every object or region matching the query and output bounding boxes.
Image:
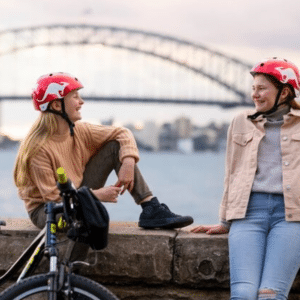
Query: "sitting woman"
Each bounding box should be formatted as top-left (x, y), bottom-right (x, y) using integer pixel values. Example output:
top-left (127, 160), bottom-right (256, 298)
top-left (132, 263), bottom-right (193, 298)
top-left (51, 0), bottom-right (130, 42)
top-left (14, 73), bottom-right (193, 233)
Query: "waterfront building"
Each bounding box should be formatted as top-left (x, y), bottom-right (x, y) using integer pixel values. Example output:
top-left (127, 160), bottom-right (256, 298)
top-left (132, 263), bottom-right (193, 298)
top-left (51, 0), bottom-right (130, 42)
top-left (158, 123), bottom-right (178, 151)
top-left (174, 116), bottom-right (192, 139)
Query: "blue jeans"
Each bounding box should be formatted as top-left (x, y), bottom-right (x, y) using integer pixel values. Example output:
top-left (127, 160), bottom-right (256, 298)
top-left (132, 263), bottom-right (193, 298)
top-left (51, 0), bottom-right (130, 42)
top-left (229, 192), bottom-right (300, 300)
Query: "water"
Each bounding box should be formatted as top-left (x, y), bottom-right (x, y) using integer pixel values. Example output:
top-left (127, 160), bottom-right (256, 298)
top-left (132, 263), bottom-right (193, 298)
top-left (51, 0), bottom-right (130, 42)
top-left (0, 148), bottom-right (225, 225)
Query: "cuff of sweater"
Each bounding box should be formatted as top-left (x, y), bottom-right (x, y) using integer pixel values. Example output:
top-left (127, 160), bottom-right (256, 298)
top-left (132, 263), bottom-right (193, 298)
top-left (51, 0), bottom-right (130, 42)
top-left (121, 153), bottom-right (139, 163)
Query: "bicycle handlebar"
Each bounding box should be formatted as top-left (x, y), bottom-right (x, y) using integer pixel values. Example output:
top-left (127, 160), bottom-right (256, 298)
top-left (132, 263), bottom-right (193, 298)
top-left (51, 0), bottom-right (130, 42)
top-left (57, 167), bottom-right (68, 184)
top-left (56, 167), bottom-right (74, 193)
top-left (56, 167), bottom-right (78, 224)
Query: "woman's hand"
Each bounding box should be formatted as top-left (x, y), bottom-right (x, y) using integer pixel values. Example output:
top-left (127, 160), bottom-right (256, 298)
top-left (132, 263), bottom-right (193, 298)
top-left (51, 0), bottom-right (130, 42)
top-left (115, 157), bottom-right (135, 194)
top-left (190, 224), bottom-right (229, 235)
top-left (92, 186), bottom-right (122, 203)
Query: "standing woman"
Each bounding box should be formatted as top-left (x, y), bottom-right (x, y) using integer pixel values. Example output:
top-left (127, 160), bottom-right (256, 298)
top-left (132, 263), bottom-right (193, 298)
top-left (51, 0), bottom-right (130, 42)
top-left (14, 73), bottom-right (193, 233)
top-left (191, 58), bottom-right (300, 299)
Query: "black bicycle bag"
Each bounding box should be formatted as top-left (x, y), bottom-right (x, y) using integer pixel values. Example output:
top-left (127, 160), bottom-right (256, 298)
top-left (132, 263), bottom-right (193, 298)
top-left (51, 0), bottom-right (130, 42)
top-left (67, 186), bottom-right (109, 250)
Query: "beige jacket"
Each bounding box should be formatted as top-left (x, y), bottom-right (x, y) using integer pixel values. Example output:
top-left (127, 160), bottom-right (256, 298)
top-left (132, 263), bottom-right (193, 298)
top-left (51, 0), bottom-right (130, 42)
top-left (219, 108), bottom-right (300, 222)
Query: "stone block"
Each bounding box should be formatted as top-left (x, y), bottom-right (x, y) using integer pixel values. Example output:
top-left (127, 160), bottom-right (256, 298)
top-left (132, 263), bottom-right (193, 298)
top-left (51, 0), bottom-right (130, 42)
top-left (173, 231), bottom-right (229, 288)
top-left (82, 222), bottom-right (176, 284)
top-left (0, 218), bottom-right (39, 274)
top-left (107, 284), bottom-right (230, 300)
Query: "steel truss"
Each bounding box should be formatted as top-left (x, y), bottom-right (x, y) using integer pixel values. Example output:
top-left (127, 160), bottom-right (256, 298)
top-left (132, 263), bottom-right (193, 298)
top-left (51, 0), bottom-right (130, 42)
top-left (0, 24), bottom-right (253, 106)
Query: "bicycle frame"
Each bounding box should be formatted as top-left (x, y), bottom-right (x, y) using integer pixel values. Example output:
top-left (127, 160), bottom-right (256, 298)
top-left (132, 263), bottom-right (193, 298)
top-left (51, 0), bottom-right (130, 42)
top-left (0, 227), bottom-right (45, 286)
top-left (0, 202), bottom-right (64, 288)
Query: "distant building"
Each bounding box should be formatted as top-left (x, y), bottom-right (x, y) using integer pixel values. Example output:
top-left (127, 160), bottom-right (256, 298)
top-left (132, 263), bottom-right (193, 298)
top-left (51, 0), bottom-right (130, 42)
top-left (192, 128), bottom-right (218, 151)
top-left (158, 123), bottom-right (178, 151)
top-left (206, 121), bottom-right (230, 140)
top-left (135, 139), bottom-right (154, 151)
top-left (0, 133), bottom-right (19, 149)
top-left (174, 116), bottom-right (192, 139)
top-left (178, 138), bottom-right (193, 154)
top-left (133, 121), bottom-right (159, 151)
top-left (100, 118), bottom-right (114, 126)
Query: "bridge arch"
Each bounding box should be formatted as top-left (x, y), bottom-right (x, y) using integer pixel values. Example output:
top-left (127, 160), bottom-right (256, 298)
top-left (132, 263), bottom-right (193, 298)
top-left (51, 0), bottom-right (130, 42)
top-left (0, 24), bottom-right (253, 105)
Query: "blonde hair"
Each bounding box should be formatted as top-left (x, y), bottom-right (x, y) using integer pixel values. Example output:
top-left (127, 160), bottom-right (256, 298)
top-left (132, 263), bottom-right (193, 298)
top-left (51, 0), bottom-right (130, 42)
top-left (14, 112), bottom-right (58, 187)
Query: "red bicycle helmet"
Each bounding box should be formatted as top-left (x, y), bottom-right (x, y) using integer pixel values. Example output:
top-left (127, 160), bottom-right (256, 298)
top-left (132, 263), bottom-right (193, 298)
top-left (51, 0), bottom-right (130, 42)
top-left (32, 72), bottom-right (83, 111)
top-left (250, 58), bottom-right (300, 97)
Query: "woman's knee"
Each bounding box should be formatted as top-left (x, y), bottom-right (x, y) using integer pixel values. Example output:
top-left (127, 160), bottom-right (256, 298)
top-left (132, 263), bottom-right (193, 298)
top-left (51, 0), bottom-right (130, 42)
top-left (91, 140), bottom-right (120, 159)
top-left (86, 141), bottom-right (120, 168)
top-left (102, 140), bottom-right (120, 152)
top-left (82, 141), bottom-right (121, 188)
top-left (231, 283), bottom-right (258, 300)
top-left (258, 289), bottom-right (284, 300)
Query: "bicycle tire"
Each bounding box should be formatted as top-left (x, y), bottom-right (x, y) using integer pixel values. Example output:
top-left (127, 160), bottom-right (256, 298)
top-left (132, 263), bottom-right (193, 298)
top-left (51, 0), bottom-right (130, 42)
top-left (0, 273), bottom-right (119, 300)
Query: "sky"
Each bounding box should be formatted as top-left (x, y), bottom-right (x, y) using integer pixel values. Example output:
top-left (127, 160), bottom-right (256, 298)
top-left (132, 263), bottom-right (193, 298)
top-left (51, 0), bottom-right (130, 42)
top-left (1, 0), bottom-right (300, 139)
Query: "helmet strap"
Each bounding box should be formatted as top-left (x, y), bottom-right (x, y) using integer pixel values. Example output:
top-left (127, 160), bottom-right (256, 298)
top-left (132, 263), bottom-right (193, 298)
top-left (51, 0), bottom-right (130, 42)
top-left (46, 98), bottom-right (75, 136)
top-left (248, 86), bottom-right (284, 120)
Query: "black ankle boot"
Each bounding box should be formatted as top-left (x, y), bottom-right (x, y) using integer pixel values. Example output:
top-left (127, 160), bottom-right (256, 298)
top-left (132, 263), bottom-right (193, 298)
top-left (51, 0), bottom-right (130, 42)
top-left (138, 197), bottom-right (193, 229)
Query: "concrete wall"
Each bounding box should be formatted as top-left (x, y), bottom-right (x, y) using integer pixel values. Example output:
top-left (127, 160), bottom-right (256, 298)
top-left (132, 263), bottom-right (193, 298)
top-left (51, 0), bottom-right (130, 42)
top-left (0, 219), bottom-right (300, 299)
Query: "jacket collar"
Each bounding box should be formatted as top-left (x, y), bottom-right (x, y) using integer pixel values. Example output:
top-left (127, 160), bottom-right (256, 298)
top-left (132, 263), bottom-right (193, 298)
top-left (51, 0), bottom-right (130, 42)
top-left (248, 107), bottom-right (300, 122)
top-left (288, 108), bottom-right (300, 118)
top-left (247, 110), bottom-right (264, 122)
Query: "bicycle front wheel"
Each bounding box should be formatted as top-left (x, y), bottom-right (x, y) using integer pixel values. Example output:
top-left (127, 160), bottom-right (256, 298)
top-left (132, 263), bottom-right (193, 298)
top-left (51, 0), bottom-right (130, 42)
top-left (0, 273), bottom-right (119, 300)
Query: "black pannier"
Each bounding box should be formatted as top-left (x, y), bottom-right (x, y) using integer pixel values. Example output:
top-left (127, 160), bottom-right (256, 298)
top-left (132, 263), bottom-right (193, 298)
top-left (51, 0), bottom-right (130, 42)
top-left (66, 186), bottom-right (109, 250)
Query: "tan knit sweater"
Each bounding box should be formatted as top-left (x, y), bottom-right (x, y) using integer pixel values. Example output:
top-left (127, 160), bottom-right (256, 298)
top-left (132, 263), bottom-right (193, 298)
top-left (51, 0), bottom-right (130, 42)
top-left (18, 121), bottom-right (139, 213)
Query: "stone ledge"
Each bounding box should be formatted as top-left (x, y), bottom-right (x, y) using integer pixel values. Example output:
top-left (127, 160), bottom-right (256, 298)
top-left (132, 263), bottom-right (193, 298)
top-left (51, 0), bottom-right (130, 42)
top-left (89, 222), bottom-right (176, 284)
top-left (0, 219), bottom-right (300, 300)
top-left (174, 231), bottom-right (229, 288)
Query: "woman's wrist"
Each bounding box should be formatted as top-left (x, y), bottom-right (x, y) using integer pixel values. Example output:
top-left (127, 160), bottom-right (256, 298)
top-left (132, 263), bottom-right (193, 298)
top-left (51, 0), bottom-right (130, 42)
top-left (122, 157), bottom-right (136, 165)
top-left (221, 220), bottom-right (231, 230)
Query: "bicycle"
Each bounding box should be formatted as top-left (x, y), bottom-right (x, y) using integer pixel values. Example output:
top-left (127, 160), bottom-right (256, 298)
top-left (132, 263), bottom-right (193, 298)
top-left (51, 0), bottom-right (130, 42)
top-left (0, 167), bottom-right (120, 300)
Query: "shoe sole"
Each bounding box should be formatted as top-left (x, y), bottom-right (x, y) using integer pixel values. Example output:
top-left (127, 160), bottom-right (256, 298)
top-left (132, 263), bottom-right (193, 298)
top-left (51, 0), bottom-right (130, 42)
top-left (139, 217), bottom-right (193, 229)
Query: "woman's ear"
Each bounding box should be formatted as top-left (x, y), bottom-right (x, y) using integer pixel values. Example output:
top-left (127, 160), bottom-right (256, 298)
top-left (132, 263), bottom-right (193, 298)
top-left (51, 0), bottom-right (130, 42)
top-left (280, 86), bottom-right (292, 102)
top-left (50, 100), bottom-right (62, 112)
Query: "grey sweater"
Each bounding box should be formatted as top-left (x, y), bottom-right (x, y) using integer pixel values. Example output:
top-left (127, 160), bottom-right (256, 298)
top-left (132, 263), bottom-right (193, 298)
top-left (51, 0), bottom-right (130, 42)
top-left (251, 105), bottom-right (290, 194)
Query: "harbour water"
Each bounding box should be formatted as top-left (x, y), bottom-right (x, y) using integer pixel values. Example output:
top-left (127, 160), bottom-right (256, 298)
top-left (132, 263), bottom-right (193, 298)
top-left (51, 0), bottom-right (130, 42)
top-left (0, 148), bottom-right (226, 225)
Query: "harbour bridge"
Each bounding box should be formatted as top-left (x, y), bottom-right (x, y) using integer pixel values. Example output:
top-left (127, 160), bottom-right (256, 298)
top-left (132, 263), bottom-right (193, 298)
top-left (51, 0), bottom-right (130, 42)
top-left (0, 24), bottom-right (254, 108)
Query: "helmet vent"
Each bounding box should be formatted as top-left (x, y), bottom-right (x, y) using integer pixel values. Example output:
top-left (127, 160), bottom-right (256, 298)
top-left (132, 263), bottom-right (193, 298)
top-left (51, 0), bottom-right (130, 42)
top-left (260, 63), bottom-right (264, 67)
top-left (49, 73), bottom-right (53, 76)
